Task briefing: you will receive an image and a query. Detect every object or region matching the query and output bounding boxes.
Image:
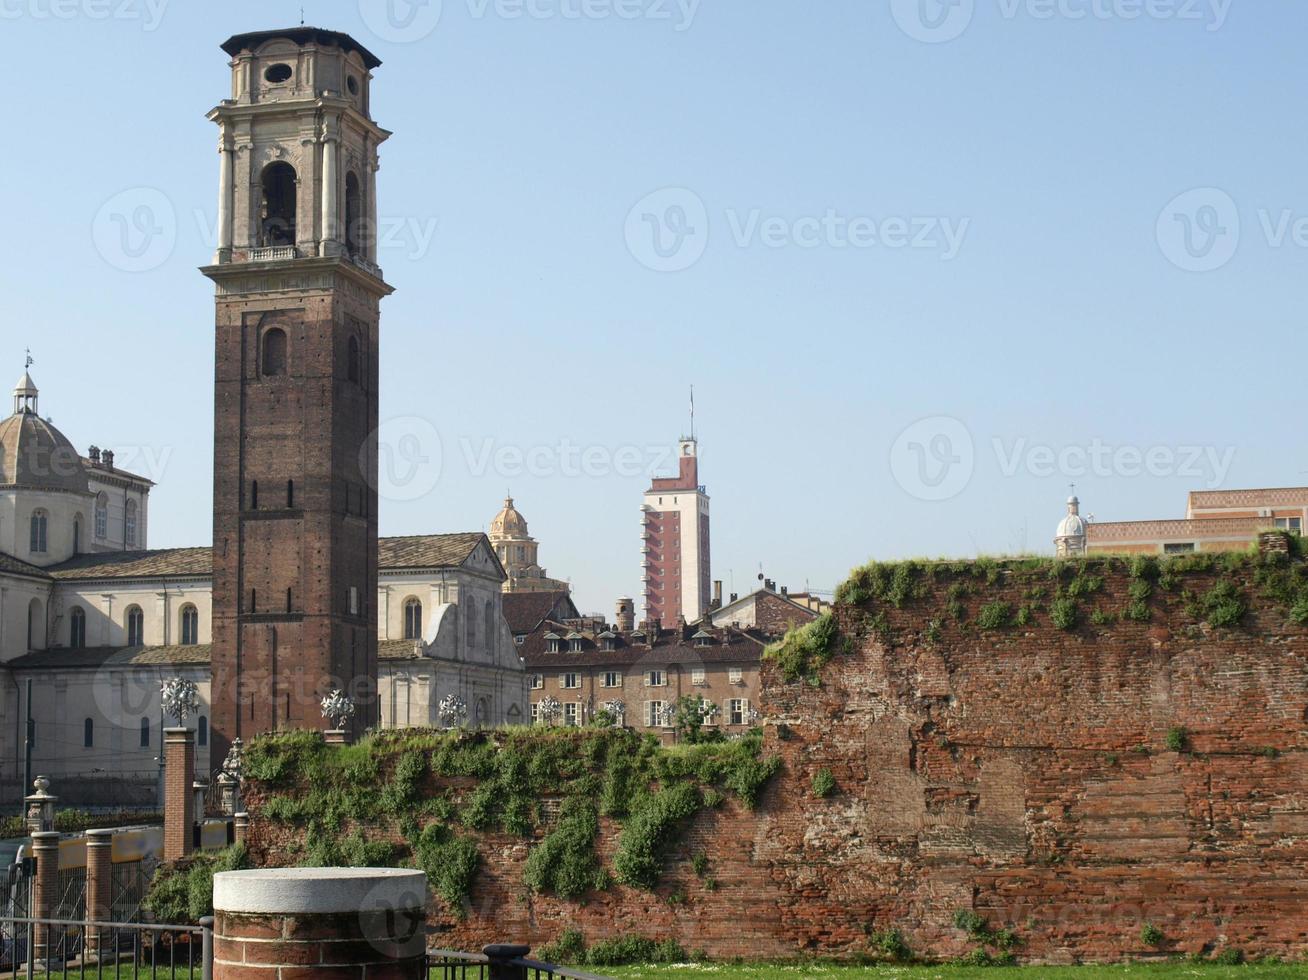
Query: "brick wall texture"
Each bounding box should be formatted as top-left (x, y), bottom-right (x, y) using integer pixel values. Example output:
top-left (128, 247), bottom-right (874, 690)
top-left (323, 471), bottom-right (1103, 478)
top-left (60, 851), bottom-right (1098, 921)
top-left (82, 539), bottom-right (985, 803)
top-left (251, 562), bottom-right (1308, 963)
top-left (213, 909), bottom-right (426, 980)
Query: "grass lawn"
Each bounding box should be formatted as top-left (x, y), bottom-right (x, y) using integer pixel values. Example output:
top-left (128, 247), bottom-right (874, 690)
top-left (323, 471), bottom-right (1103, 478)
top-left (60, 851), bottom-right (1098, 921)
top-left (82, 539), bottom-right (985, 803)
top-left (600, 964), bottom-right (1308, 980)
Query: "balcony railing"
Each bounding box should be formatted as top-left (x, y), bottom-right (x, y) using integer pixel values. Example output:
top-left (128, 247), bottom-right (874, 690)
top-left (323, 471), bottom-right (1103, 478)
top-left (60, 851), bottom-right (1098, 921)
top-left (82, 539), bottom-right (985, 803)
top-left (247, 246), bottom-right (298, 262)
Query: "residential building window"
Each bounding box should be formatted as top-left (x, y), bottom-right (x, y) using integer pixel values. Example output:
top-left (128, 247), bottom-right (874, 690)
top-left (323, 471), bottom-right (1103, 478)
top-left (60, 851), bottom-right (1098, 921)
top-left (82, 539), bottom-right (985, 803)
top-left (530, 702), bottom-right (539, 724)
top-left (1163, 543), bottom-right (1196, 555)
top-left (94, 494), bottom-right (108, 539)
top-left (729, 699), bottom-right (749, 726)
top-left (545, 633), bottom-right (562, 653)
top-left (125, 499), bottom-right (137, 548)
top-left (645, 670), bottom-right (666, 687)
top-left (691, 668), bottom-right (706, 686)
top-left (531, 674), bottom-right (544, 690)
top-left (645, 700), bottom-right (666, 727)
top-left (564, 703), bottom-right (579, 726)
top-left (602, 671), bottom-right (622, 688)
top-left (126, 606), bottom-right (144, 646)
top-left (180, 605), bottom-right (199, 646)
top-left (83, 718), bottom-right (93, 748)
top-left (69, 606), bottom-right (86, 648)
top-left (29, 510), bottom-right (48, 554)
top-left (349, 586), bottom-right (360, 616)
top-left (198, 716), bottom-right (208, 747)
top-left (139, 717), bottom-right (150, 747)
top-left (729, 668), bottom-right (743, 685)
top-left (515, 635), bottom-right (525, 646)
top-left (1275, 517), bottom-right (1302, 533)
top-left (404, 597), bottom-right (422, 640)
top-left (561, 673), bottom-right (581, 690)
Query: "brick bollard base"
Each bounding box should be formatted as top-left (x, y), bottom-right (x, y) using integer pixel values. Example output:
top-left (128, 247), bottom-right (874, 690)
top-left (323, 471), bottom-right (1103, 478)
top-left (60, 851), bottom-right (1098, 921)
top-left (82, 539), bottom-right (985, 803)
top-left (213, 868), bottom-right (427, 980)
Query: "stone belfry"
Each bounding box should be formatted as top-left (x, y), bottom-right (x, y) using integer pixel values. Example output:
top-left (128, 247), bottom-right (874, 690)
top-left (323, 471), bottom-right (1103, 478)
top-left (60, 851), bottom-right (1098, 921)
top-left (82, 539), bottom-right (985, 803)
top-left (201, 28), bottom-right (392, 757)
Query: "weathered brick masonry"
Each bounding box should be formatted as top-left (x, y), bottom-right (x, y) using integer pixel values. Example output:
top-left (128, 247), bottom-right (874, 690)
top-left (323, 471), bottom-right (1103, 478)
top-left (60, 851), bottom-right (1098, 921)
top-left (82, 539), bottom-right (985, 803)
top-left (248, 559), bottom-right (1308, 963)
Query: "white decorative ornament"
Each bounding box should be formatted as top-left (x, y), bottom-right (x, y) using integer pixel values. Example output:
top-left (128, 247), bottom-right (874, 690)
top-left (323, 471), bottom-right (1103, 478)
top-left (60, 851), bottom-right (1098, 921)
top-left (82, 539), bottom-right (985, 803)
top-left (601, 699), bottom-right (626, 725)
top-left (160, 677), bottom-right (199, 725)
top-left (536, 696), bottom-right (561, 725)
top-left (438, 693), bottom-right (468, 729)
top-left (698, 699), bottom-right (720, 723)
top-left (320, 689), bottom-right (356, 729)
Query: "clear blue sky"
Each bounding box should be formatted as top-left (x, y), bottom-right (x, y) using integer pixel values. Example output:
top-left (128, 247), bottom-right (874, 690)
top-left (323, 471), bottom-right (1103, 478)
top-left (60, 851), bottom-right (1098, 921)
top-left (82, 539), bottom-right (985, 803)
top-left (3, 0), bottom-right (1303, 614)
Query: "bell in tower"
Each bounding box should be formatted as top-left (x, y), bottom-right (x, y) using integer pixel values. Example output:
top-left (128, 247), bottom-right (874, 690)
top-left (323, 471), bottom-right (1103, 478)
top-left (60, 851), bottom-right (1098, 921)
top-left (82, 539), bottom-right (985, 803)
top-left (201, 27), bottom-right (394, 760)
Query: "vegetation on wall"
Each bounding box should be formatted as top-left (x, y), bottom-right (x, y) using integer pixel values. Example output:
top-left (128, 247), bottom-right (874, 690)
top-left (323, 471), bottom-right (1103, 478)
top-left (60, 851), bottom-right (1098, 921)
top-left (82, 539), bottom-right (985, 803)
top-left (778, 534), bottom-right (1308, 689)
top-left (144, 845), bottom-right (249, 924)
top-left (241, 725), bottom-right (780, 915)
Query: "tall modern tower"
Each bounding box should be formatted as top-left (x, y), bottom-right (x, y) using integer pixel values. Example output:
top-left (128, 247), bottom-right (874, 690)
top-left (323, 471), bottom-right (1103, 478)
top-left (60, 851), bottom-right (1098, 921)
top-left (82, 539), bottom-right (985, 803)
top-left (642, 437), bottom-right (711, 625)
top-left (201, 28), bottom-right (393, 756)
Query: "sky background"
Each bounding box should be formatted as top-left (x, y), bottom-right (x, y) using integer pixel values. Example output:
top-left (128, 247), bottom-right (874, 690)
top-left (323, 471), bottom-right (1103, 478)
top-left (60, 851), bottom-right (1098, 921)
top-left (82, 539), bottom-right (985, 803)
top-left (2, 0), bottom-right (1304, 615)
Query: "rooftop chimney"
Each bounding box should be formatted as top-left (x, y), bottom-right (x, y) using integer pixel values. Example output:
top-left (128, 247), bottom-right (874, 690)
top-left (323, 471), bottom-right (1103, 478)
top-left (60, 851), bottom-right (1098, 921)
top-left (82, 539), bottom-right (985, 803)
top-left (712, 580), bottom-right (723, 610)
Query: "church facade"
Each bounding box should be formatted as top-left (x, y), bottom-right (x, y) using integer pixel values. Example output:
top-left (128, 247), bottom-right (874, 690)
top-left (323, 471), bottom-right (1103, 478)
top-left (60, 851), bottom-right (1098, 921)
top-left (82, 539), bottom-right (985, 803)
top-left (0, 370), bottom-right (527, 804)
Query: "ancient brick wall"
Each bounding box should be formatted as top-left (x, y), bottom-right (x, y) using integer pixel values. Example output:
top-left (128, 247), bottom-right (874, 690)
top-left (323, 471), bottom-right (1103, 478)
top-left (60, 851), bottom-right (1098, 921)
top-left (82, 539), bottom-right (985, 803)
top-left (247, 558), bottom-right (1308, 963)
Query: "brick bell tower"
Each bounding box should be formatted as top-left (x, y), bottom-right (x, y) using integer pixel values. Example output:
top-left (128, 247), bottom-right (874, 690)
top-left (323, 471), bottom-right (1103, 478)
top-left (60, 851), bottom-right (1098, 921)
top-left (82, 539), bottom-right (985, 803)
top-left (202, 28), bottom-right (392, 758)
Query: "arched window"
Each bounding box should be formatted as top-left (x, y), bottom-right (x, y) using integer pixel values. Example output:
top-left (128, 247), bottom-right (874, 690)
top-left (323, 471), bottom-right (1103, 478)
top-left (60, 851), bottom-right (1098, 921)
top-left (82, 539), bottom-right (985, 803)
top-left (26, 598), bottom-right (42, 650)
top-left (347, 335), bottom-right (361, 384)
top-left (344, 171), bottom-right (362, 257)
top-left (28, 510), bottom-right (47, 554)
top-left (259, 162), bottom-right (297, 247)
top-left (72, 515), bottom-right (82, 555)
top-left (94, 493), bottom-right (108, 540)
top-left (125, 499), bottom-right (137, 548)
top-left (261, 328), bottom-right (287, 377)
top-left (198, 716), bottom-right (208, 747)
top-left (84, 718), bottom-right (94, 748)
top-left (403, 597), bottom-right (422, 640)
top-left (180, 604), bottom-right (199, 646)
top-left (139, 717), bottom-right (150, 748)
top-left (69, 606), bottom-right (86, 648)
top-left (286, 479), bottom-right (294, 508)
top-left (125, 605), bottom-right (144, 646)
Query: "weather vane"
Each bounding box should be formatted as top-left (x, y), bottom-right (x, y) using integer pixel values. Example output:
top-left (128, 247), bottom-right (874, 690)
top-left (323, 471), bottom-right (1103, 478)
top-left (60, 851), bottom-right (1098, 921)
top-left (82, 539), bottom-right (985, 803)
top-left (24, 348), bottom-right (33, 370)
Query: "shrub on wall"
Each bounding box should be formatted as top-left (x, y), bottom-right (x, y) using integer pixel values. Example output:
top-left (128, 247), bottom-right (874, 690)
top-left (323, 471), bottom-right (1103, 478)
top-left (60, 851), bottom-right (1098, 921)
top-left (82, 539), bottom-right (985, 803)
top-left (144, 845), bottom-right (249, 924)
top-left (1050, 597), bottom-right (1079, 631)
top-left (766, 613), bottom-right (838, 682)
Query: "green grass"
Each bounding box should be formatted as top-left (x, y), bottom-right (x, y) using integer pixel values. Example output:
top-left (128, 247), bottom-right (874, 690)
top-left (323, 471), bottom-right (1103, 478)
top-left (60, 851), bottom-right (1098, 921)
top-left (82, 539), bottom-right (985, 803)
top-left (599, 964), bottom-right (1308, 980)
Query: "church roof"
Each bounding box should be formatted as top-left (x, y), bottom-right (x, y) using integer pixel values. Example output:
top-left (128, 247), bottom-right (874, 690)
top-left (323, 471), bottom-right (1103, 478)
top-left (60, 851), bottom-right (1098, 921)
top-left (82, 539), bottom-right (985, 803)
top-left (0, 552), bottom-right (53, 581)
top-left (220, 27), bottom-right (382, 69)
top-left (501, 590), bottom-right (579, 634)
top-left (48, 547), bottom-right (214, 580)
top-left (7, 644), bottom-right (211, 670)
top-left (378, 533), bottom-right (489, 570)
top-left (0, 409), bottom-right (89, 494)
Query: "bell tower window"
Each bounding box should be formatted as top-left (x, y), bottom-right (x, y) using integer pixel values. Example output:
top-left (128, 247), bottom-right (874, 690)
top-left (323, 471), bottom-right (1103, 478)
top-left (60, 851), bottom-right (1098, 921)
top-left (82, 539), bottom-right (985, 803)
top-left (29, 510), bottom-right (47, 554)
top-left (259, 162), bottom-right (297, 247)
top-left (261, 328), bottom-right (287, 377)
top-left (345, 172), bottom-right (362, 257)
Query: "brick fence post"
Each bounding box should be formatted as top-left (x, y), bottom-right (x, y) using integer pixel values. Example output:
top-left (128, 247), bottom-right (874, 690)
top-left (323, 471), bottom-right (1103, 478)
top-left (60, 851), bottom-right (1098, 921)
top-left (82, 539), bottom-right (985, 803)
top-left (84, 829), bottom-right (113, 961)
top-left (164, 728), bottom-right (195, 861)
top-left (30, 830), bottom-right (60, 968)
top-left (212, 868), bottom-right (427, 980)
top-left (233, 812), bottom-right (248, 848)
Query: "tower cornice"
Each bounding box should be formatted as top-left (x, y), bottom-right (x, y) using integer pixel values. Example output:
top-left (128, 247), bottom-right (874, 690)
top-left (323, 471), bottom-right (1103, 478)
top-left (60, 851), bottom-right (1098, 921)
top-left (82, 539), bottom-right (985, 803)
top-left (199, 254), bottom-right (394, 299)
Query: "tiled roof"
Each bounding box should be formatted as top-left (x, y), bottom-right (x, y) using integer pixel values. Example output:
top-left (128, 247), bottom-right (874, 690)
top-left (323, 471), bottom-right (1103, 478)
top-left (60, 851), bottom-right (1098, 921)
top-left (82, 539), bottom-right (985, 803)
top-left (379, 638), bottom-right (424, 661)
top-left (0, 553), bottom-right (52, 581)
top-left (35, 533), bottom-right (496, 583)
top-left (48, 547), bottom-right (213, 580)
top-left (7, 644), bottom-right (212, 670)
top-left (501, 591), bottom-right (579, 634)
top-left (378, 533), bottom-right (486, 570)
top-left (521, 621), bottom-right (765, 669)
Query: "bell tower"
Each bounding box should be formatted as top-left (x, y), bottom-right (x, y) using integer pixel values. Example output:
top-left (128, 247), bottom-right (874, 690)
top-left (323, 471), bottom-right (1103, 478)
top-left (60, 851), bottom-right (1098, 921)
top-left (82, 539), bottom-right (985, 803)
top-left (201, 27), bottom-right (392, 756)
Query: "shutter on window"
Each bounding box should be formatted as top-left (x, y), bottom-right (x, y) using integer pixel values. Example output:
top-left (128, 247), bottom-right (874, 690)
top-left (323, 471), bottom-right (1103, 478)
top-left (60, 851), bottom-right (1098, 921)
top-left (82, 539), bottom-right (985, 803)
top-left (643, 700), bottom-right (651, 726)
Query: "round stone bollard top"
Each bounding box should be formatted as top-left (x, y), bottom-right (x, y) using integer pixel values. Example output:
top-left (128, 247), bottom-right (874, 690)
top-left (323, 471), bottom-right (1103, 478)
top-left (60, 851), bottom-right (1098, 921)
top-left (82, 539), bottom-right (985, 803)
top-left (213, 867), bottom-right (426, 914)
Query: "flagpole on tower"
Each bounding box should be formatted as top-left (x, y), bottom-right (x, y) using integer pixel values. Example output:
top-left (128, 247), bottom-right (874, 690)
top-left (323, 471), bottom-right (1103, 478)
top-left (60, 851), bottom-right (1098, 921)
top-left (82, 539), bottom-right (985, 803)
top-left (689, 385), bottom-right (695, 441)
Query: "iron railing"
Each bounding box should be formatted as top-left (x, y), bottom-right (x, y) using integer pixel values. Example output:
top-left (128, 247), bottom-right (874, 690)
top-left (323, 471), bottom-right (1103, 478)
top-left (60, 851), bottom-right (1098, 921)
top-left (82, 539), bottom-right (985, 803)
top-left (0, 915), bottom-right (210, 980)
top-left (428, 945), bottom-right (611, 980)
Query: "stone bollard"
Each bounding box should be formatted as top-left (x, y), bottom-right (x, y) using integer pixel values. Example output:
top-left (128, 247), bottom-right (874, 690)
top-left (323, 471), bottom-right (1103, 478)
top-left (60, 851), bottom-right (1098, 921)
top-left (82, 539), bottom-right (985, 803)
top-left (213, 868), bottom-right (427, 980)
top-left (485, 944), bottom-right (531, 980)
top-left (30, 831), bottom-right (60, 968)
top-left (233, 812), bottom-right (249, 848)
top-left (164, 728), bottom-right (195, 861)
top-left (84, 829), bottom-right (114, 961)
top-left (25, 776), bottom-right (57, 834)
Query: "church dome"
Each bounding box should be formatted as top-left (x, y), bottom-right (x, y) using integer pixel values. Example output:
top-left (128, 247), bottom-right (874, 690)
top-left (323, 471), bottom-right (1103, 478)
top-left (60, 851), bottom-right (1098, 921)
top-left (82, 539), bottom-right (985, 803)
top-left (490, 496), bottom-right (529, 537)
top-left (0, 372), bottom-right (89, 494)
top-left (1055, 496), bottom-right (1087, 540)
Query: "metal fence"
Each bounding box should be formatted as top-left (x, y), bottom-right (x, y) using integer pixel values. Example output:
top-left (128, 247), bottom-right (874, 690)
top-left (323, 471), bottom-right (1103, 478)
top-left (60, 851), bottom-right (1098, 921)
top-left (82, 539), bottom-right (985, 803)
top-left (0, 915), bottom-right (210, 980)
top-left (428, 946), bottom-right (612, 980)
